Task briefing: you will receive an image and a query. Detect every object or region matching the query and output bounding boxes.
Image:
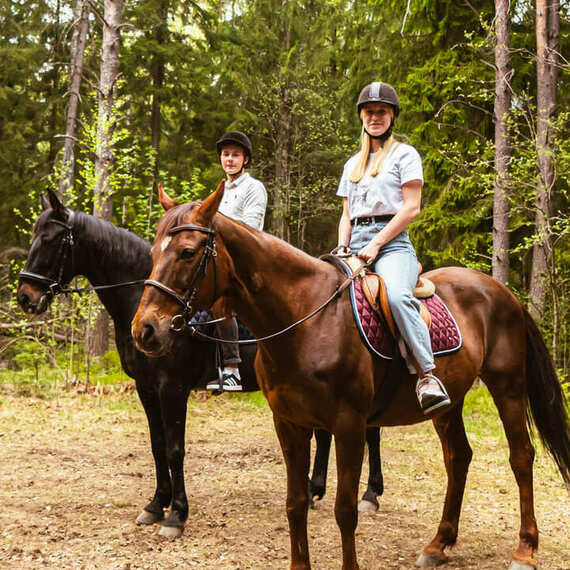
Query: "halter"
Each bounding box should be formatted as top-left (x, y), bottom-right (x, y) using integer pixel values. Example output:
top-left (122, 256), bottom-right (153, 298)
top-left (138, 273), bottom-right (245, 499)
top-left (19, 212), bottom-right (76, 298)
top-left (144, 223), bottom-right (218, 332)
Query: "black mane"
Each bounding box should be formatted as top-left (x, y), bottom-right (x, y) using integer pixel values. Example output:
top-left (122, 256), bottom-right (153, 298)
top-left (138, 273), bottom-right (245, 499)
top-left (73, 211), bottom-right (152, 272)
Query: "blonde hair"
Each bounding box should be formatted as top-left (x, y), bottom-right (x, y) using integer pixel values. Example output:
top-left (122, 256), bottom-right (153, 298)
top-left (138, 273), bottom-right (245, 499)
top-left (349, 108), bottom-right (395, 183)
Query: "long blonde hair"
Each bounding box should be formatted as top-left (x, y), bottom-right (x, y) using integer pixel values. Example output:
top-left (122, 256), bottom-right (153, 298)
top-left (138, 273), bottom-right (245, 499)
top-left (349, 108), bottom-right (395, 183)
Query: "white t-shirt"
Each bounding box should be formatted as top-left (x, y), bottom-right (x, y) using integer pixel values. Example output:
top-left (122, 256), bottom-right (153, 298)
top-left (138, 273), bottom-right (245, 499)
top-left (218, 172), bottom-right (268, 231)
top-left (336, 142), bottom-right (423, 220)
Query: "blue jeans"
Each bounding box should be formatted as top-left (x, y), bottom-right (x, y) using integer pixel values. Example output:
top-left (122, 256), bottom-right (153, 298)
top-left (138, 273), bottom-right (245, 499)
top-left (349, 222), bottom-right (435, 373)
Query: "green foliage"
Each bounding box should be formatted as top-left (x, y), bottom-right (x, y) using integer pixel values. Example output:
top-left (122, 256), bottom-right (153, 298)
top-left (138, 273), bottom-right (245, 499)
top-left (0, 0), bottom-right (568, 375)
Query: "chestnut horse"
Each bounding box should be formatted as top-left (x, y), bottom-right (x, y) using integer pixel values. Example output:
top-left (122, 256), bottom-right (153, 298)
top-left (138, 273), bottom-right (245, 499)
top-left (132, 182), bottom-right (570, 570)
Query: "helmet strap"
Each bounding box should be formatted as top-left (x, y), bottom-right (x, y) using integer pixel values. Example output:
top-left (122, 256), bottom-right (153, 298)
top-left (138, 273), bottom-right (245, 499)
top-left (363, 118), bottom-right (394, 144)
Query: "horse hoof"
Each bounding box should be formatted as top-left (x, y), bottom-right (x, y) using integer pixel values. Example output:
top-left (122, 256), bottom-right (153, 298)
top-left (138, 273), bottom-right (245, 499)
top-left (508, 561), bottom-right (537, 570)
top-left (136, 510), bottom-right (163, 525)
top-left (415, 552), bottom-right (448, 567)
top-left (358, 499), bottom-right (379, 513)
top-left (159, 524), bottom-right (184, 539)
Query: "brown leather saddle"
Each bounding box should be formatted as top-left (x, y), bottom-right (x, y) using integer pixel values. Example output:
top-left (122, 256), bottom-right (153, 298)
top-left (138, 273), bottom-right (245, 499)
top-left (342, 255), bottom-right (434, 338)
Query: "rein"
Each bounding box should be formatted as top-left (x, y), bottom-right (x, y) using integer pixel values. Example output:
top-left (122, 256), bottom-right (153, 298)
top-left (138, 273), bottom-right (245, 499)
top-left (145, 222), bottom-right (367, 343)
top-left (19, 213), bottom-right (146, 298)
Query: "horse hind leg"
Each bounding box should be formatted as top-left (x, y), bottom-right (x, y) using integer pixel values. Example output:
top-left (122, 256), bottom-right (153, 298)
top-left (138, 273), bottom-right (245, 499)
top-left (417, 402), bottom-right (472, 567)
top-left (358, 426), bottom-right (383, 513)
top-left (484, 374), bottom-right (538, 570)
top-left (309, 429), bottom-right (332, 508)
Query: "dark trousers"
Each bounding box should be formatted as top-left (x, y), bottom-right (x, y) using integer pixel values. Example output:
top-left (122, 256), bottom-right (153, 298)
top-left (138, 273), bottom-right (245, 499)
top-left (215, 316), bottom-right (241, 366)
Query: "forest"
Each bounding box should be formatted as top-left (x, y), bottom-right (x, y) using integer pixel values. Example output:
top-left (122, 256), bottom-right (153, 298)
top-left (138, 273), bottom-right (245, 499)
top-left (0, 0), bottom-right (568, 380)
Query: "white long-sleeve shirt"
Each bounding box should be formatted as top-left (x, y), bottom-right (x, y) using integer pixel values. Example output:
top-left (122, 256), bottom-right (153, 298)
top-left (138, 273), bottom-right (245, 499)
top-left (218, 172), bottom-right (267, 230)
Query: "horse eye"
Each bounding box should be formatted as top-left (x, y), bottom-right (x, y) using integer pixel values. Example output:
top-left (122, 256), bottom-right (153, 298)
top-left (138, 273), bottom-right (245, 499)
top-left (179, 248), bottom-right (195, 260)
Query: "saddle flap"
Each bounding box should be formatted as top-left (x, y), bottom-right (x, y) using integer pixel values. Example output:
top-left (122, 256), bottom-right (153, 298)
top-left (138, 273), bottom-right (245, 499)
top-left (361, 274), bottom-right (397, 337)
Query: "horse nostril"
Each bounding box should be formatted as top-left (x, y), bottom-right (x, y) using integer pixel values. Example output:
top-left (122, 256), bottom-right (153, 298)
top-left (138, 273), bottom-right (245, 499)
top-left (142, 323), bottom-right (155, 344)
top-left (17, 292), bottom-right (30, 309)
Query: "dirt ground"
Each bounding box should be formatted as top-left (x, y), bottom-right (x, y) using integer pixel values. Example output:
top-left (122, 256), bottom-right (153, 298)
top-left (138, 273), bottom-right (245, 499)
top-left (0, 389), bottom-right (568, 570)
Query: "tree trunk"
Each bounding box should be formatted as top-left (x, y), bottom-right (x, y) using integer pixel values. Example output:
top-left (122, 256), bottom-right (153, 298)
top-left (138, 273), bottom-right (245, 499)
top-left (88, 0), bottom-right (123, 357)
top-left (491, 0), bottom-right (511, 284)
top-left (58, 0), bottom-right (89, 200)
top-left (149, 0), bottom-right (169, 234)
top-left (271, 0), bottom-right (292, 239)
top-left (529, 0), bottom-right (559, 322)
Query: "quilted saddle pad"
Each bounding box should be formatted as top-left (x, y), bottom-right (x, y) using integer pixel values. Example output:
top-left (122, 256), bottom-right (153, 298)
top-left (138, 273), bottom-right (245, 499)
top-left (350, 272), bottom-right (462, 361)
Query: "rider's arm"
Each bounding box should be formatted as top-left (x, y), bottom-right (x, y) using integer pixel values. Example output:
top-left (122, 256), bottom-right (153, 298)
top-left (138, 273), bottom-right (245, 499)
top-left (337, 198), bottom-right (352, 248)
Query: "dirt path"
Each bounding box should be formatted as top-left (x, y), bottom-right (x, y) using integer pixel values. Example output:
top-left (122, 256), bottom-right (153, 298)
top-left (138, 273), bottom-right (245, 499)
top-left (0, 391), bottom-right (568, 569)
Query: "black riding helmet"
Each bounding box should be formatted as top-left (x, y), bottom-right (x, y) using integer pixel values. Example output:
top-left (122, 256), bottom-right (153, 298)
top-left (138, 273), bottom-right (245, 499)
top-left (357, 82), bottom-right (400, 118)
top-left (216, 131), bottom-right (253, 167)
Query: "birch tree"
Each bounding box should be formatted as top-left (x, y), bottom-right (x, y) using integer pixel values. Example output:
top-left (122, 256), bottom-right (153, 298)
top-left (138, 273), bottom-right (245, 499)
top-left (58, 0), bottom-right (89, 199)
top-left (88, 0), bottom-right (124, 356)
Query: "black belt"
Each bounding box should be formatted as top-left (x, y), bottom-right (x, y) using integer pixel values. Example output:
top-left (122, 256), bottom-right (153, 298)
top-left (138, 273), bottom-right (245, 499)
top-left (351, 215), bottom-right (394, 226)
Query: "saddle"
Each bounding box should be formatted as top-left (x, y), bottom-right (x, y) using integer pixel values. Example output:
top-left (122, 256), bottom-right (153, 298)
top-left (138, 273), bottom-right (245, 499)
top-left (343, 256), bottom-right (434, 338)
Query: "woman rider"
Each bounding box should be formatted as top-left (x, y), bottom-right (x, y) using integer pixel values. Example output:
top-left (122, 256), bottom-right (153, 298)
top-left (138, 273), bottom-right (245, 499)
top-left (335, 81), bottom-right (450, 414)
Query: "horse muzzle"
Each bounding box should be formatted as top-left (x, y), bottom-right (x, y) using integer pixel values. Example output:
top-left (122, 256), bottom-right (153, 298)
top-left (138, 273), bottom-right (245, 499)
top-left (131, 310), bottom-right (174, 357)
top-left (17, 283), bottom-right (52, 314)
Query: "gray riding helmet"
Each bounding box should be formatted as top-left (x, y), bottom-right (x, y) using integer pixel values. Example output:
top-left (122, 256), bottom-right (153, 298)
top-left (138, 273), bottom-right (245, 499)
top-left (357, 82), bottom-right (400, 117)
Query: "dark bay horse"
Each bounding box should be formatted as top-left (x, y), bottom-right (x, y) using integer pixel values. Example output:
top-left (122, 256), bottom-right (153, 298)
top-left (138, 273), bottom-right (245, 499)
top-left (132, 182), bottom-right (570, 570)
top-left (16, 190), bottom-right (383, 538)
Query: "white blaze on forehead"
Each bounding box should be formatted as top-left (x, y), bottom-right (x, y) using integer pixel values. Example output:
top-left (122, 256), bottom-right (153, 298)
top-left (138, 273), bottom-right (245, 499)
top-left (160, 235), bottom-right (172, 252)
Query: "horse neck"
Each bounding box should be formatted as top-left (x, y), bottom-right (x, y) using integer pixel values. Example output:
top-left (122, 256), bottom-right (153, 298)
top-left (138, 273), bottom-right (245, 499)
top-left (72, 213), bottom-right (152, 324)
top-left (218, 217), bottom-right (338, 335)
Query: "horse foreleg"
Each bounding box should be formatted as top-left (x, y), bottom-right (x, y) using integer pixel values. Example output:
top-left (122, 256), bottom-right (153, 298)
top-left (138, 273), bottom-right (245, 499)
top-left (334, 417), bottom-right (366, 570)
top-left (157, 380), bottom-right (191, 538)
top-left (358, 426), bottom-right (383, 513)
top-left (310, 429), bottom-right (332, 507)
top-left (135, 384), bottom-right (170, 526)
top-left (274, 416), bottom-right (313, 570)
top-left (417, 402), bottom-right (472, 568)
top-left (486, 381), bottom-right (538, 569)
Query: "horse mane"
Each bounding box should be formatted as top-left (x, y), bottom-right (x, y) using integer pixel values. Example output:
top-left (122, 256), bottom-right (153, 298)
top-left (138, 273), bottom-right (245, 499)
top-left (74, 211), bottom-right (151, 268)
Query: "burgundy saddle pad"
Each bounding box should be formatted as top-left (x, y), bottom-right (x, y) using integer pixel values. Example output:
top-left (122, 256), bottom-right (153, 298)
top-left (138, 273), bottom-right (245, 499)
top-left (351, 277), bottom-right (462, 360)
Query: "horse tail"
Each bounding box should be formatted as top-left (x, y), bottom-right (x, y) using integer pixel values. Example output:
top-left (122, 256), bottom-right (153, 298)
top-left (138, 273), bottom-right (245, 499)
top-left (524, 308), bottom-right (570, 484)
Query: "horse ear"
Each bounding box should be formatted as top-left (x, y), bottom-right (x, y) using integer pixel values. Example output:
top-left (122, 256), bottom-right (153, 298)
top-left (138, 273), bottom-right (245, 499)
top-left (197, 179), bottom-right (225, 222)
top-left (47, 189), bottom-right (67, 217)
top-left (41, 194), bottom-right (50, 211)
top-left (158, 183), bottom-right (179, 211)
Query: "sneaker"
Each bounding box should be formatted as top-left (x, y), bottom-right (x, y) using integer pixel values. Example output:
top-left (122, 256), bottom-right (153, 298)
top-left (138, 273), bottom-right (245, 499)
top-left (206, 372), bottom-right (243, 392)
top-left (416, 373), bottom-right (451, 414)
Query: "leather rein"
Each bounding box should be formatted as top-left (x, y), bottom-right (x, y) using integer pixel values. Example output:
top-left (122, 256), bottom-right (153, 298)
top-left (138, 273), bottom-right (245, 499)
top-left (19, 212), bottom-right (145, 299)
top-left (144, 223), bottom-right (367, 344)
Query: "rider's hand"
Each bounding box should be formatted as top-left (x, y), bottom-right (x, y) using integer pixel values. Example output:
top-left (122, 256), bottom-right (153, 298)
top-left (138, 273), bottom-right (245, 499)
top-left (356, 241), bottom-right (380, 265)
top-left (331, 244), bottom-right (352, 256)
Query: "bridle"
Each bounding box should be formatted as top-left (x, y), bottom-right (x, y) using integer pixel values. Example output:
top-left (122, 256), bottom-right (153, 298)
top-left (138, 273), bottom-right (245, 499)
top-left (144, 223), bottom-right (218, 332)
top-left (19, 212), bottom-right (76, 298)
top-left (19, 211), bottom-right (145, 299)
top-left (144, 222), bottom-right (367, 343)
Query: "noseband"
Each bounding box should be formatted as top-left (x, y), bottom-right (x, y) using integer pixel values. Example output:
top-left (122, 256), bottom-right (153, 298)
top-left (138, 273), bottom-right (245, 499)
top-left (19, 212), bottom-right (75, 298)
top-left (144, 223), bottom-right (217, 332)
